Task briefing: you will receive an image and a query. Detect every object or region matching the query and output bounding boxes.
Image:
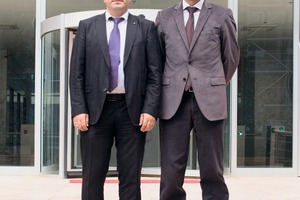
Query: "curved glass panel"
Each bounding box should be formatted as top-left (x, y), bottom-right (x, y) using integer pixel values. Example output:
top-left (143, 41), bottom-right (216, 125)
top-left (237, 0), bottom-right (293, 168)
top-left (41, 31), bottom-right (60, 174)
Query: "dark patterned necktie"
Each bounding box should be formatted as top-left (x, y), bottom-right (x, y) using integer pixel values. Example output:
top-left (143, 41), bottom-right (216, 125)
top-left (185, 7), bottom-right (198, 91)
top-left (185, 7), bottom-right (198, 46)
top-left (108, 17), bottom-right (124, 92)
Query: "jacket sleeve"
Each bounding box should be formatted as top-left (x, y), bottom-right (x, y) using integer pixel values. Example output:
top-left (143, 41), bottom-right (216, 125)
top-left (220, 8), bottom-right (240, 85)
top-left (141, 22), bottom-right (162, 118)
top-left (69, 20), bottom-right (88, 117)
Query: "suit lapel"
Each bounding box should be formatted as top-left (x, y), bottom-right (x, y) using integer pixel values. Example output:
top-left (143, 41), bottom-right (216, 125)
top-left (123, 14), bottom-right (137, 67)
top-left (95, 14), bottom-right (110, 69)
top-left (190, 2), bottom-right (212, 50)
top-left (175, 3), bottom-right (189, 50)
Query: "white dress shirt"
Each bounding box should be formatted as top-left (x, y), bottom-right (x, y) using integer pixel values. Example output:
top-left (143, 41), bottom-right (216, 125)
top-left (182, 0), bottom-right (204, 28)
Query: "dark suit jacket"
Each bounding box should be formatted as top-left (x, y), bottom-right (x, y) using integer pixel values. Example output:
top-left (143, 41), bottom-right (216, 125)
top-left (156, 1), bottom-right (240, 121)
top-left (70, 13), bottom-right (161, 126)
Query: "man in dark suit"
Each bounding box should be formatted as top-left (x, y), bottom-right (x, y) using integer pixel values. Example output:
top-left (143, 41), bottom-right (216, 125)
top-left (156, 0), bottom-right (239, 199)
top-left (69, 0), bottom-right (161, 199)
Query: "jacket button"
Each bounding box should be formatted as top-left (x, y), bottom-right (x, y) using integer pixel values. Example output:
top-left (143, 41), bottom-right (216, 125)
top-left (183, 78), bottom-right (187, 82)
top-left (188, 61), bottom-right (192, 65)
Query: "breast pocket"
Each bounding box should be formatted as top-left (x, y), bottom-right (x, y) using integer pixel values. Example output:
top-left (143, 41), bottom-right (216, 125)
top-left (132, 40), bottom-right (145, 47)
top-left (201, 26), bottom-right (220, 44)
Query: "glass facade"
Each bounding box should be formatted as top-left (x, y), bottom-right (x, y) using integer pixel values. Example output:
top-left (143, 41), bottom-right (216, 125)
top-left (46, 0), bottom-right (226, 18)
top-left (0, 0), bottom-right (35, 166)
top-left (0, 0), bottom-right (299, 177)
top-left (237, 0), bottom-right (293, 168)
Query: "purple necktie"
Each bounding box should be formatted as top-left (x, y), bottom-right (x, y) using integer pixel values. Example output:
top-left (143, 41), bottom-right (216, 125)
top-left (185, 7), bottom-right (198, 91)
top-left (108, 17), bottom-right (124, 92)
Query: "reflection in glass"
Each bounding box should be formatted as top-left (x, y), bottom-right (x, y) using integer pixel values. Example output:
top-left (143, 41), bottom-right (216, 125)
top-left (46, 0), bottom-right (227, 18)
top-left (42, 31), bottom-right (60, 174)
top-left (238, 0), bottom-right (293, 168)
top-left (0, 0), bottom-right (35, 166)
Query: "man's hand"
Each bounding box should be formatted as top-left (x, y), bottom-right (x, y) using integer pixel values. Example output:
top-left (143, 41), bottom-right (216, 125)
top-left (73, 113), bottom-right (89, 132)
top-left (139, 113), bottom-right (156, 132)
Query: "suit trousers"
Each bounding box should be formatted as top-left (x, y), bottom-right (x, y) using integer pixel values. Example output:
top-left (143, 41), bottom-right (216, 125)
top-left (159, 92), bottom-right (229, 200)
top-left (80, 99), bottom-right (146, 200)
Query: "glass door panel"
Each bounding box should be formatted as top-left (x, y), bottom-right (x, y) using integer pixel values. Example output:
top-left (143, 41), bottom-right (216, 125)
top-left (185, 0), bottom-right (230, 173)
top-left (0, 0), bottom-right (35, 167)
top-left (237, 0), bottom-right (293, 168)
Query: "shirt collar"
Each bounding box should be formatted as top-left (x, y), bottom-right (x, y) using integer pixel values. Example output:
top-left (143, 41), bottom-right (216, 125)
top-left (105, 11), bottom-right (129, 21)
top-left (182, 0), bottom-right (204, 11)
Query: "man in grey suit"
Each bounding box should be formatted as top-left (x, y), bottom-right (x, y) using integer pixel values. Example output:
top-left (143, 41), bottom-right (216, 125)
top-left (70, 0), bottom-right (161, 199)
top-left (156, 0), bottom-right (240, 199)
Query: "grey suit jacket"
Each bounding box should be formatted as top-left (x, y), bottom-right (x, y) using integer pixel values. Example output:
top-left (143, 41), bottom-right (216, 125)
top-left (156, 1), bottom-right (240, 121)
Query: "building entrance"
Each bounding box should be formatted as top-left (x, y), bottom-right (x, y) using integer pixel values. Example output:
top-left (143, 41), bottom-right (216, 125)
top-left (41, 9), bottom-right (231, 177)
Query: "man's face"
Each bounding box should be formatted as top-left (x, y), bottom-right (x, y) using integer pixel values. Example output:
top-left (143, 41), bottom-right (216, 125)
top-left (103, 0), bottom-right (131, 16)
